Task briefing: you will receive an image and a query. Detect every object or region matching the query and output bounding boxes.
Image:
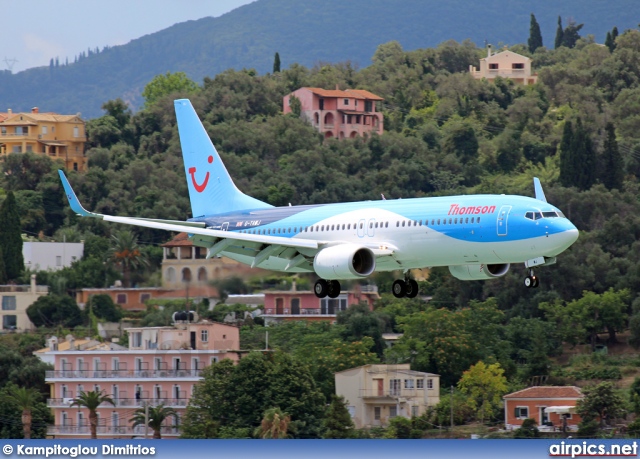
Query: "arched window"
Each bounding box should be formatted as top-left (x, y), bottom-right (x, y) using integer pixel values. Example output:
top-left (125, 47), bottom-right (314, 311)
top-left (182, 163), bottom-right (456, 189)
top-left (182, 268), bottom-right (192, 282)
top-left (165, 267), bottom-right (175, 283)
top-left (197, 267), bottom-right (208, 282)
top-left (324, 112), bottom-right (334, 125)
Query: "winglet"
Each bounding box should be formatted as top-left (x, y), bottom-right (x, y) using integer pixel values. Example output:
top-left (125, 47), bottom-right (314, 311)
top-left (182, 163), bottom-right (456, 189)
top-left (533, 177), bottom-right (547, 203)
top-left (58, 170), bottom-right (103, 218)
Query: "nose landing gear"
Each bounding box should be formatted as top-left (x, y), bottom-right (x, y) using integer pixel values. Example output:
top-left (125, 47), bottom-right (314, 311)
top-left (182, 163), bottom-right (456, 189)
top-left (524, 269), bottom-right (539, 288)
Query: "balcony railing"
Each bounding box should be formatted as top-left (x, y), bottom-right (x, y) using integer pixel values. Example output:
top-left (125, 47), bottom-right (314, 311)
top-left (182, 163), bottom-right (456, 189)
top-left (263, 308), bottom-right (334, 316)
top-left (46, 369), bottom-right (203, 379)
top-left (47, 424), bottom-right (180, 436)
top-left (47, 398), bottom-right (188, 408)
top-left (360, 388), bottom-right (427, 398)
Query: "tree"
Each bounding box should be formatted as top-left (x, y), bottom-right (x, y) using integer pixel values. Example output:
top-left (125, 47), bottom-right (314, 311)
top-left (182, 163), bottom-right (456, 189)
top-left (130, 404), bottom-right (177, 439)
top-left (541, 289), bottom-right (630, 350)
top-left (273, 52), bottom-right (281, 73)
top-left (528, 14), bottom-right (543, 53)
top-left (514, 418), bottom-right (539, 438)
top-left (26, 294), bottom-right (84, 328)
top-left (6, 386), bottom-right (40, 439)
top-left (576, 382), bottom-right (626, 427)
top-left (601, 122), bottom-right (624, 190)
top-left (142, 72), bottom-right (198, 108)
top-left (559, 120), bottom-right (574, 187)
top-left (254, 407), bottom-right (291, 439)
top-left (457, 361), bottom-right (508, 424)
top-left (573, 118), bottom-right (597, 191)
top-left (322, 395), bottom-right (355, 438)
top-left (562, 20), bottom-right (584, 49)
top-left (71, 390), bottom-right (115, 439)
top-left (555, 16), bottom-right (564, 49)
top-left (0, 246), bottom-right (7, 285)
top-left (86, 294), bottom-right (123, 322)
top-left (0, 192), bottom-right (24, 280)
top-left (108, 230), bottom-right (149, 287)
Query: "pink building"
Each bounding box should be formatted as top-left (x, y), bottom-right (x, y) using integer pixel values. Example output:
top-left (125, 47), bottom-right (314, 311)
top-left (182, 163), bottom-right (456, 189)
top-left (262, 286), bottom-right (379, 325)
top-left (283, 87), bottom-right (384, 139)
top-left (41, 319), bottom-right (240, 438)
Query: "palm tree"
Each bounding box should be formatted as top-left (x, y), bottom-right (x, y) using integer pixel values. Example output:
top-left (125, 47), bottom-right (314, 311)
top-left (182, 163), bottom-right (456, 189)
top-left (130, 404), bottom-right (178, 439)
top-left (254, 407), bottom-right (291, 439)
top-left (71, 390), bottom-right (115, 439)
top-left (108, 230), bottom-right (148, 287)
top-left (8, 386), bottom-right (40, 439)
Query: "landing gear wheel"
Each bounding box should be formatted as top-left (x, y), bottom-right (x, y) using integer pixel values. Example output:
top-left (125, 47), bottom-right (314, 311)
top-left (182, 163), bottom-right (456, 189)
top-left (524, 276), bottom-right (533, 288)
top-left (532, 276), bottom-right (539, 288)
top-left (392, 280), bottom-right (406, 298)
top-left (314, 279), bottom-right (329, 298)
top-left (328, 280), bottom-right (341, 298)
top-left (405, 279), bottom-right (419, 298)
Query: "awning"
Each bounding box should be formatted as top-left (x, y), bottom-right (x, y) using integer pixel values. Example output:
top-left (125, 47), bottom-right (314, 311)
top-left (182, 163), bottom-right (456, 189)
top-left (338, 110), bottom-right (374, 115)
top-left (39, 140), bottom-right (67, 146)
top-left (544, 406), bottom-right (577, 415)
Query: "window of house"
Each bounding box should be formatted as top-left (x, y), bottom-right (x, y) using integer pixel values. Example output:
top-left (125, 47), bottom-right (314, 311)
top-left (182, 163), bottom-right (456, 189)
top-left (73, 163), bottom-right (78, 171)
top-left (365, 100), bottom-right (373, 112)
top-left (389, 406), bottom-right (397, 418)
top-left (116, 293), bottom-right (127, 304)
top-left (26, 145), bottom-right (33, 152)
top-left (404, 379), bottom-right (415, 389)
top-left (374, 407), bottom-right (381, 420)
top-left (42, 126), bottom-right (47, 135)
top-left (512, 63), bottom-right (525, 69)
top-left (56, 256), bottom-right (62, 267)
top-left (515, 407), bottom-right (529, 418)
top-left (2, 296), bottom-right (16, 310)
top-left (0, 127), bottom-right (5, 135)
top-left (417, 379), bottom-right (424, 389)
top-left (74, 126), bottom-right (79, 137)
top-left (131, 332), bottom-right (142, 347)
top-left (411, 406), bottom-right (419, 417)
top-left (140, 293), bottom-right (151, 303)
top-left (2, 315), bottom-right (16, 330)
top-left (343, 99), bottom-right (349, 105)
top-left (12, 146), bottom-right (21, 153)
top-left (427, 379), bottom-right (434, 389)
top-left (489, 63), bottom-right (499, 70)
top-left (201, 330), bottom-right (208, 342)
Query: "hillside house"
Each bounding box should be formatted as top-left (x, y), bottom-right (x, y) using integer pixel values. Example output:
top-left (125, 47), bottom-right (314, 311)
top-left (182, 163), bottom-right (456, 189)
top-left (0, 107), bottom-right (87, 170)
top-left (503, 386), bottom-right (583, 431)
top-left (335, 364), bottom-right (440, 428)
top-left (469, 47), bottom-right (538, 85)
top-left (283, 87), bottom-right (384, 139)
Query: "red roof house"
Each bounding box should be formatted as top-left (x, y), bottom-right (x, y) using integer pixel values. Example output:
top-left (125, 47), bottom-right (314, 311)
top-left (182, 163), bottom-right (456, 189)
top-left (503, 386), bottom-right (584, 432)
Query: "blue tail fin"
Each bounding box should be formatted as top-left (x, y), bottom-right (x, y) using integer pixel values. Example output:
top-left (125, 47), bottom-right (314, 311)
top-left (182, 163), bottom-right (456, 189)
top-left (174, 99), bottom-right (272, 218)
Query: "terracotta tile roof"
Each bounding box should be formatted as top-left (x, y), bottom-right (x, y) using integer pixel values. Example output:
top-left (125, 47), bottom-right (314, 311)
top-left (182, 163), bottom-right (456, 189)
top-left (0, 113), bottom-right (82, 124)
top-left (161, 232), bottom-right (193, 247)
top-left (504, 386), bottom-right (583, 399)
top-left (304, 87), bottom-right (383, 100)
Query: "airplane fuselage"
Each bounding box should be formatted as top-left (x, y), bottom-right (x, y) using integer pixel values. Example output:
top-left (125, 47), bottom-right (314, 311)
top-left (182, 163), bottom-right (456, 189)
top-left (189, 193), bottom-right (578, 273)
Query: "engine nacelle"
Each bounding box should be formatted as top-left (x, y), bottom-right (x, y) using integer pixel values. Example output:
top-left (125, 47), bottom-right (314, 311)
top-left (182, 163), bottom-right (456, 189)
top-left (449, 263), bottom-right (510, 280)
top-left (313, 244), bottom-right (376, 279)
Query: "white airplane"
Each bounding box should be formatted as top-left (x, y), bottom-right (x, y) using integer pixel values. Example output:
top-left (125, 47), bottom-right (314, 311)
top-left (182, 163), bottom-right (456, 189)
top-left (59, 99), bottom-right (579, 299)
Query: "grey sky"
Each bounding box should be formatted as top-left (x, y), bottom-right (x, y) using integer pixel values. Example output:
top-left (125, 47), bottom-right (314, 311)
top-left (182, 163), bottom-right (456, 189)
top-left (3, 0), bottom-right (256, 73)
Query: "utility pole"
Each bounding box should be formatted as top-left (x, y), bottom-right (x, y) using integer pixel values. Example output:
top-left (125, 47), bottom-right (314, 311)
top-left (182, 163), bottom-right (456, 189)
top-left (144, 401), bottom-right (149, 439)
top-left (450, 386), bottom-right (454, 430)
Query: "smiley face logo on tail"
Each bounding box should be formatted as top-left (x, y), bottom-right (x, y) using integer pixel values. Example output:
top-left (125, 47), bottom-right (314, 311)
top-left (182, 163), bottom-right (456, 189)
top-left (188, 155), bottom-right (214, 193)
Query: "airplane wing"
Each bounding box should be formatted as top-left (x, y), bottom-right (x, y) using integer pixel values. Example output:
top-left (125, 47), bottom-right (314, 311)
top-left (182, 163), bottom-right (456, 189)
top-left (59, 171), bottom-right (395, 271)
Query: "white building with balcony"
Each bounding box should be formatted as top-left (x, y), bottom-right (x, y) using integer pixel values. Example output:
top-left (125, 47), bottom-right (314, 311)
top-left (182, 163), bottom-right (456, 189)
top-left (469, 47), bottom-right (538, 85)
top-left (335, 364), bottom-right (440, 429)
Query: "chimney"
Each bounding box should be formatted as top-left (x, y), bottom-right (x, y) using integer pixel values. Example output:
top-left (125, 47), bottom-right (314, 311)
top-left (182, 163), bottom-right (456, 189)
top-left (335, 84), bottom-right (340, 90)
top-left (7, 109), bottom-right (11, 115)
top-left (30, 274), bottom-right (36, 294)
top-left (31, 107), bottom-right (39, 114)
top-left (487, 44), bottom-right (492, 58)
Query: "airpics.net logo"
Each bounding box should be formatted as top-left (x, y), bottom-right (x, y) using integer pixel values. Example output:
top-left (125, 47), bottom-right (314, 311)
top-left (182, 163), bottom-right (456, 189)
top-left (549, 441), bottom-right (638, 458)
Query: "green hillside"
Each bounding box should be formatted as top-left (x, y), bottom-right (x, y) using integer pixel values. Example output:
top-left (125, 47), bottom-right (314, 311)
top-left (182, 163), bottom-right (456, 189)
top-left (0, 0), bottom-right (637, 118)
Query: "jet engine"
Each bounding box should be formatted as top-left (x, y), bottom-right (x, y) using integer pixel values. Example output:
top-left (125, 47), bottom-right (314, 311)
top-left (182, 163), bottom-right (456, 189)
top-left (314, 244), bottom-right (376, 279)
top-left (449, 263), bottom-right (510, 280)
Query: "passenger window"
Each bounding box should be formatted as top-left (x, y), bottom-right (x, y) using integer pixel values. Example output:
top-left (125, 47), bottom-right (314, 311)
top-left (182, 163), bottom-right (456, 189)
top-left (437, 219), bottom-right (440, 225)
top-left (347, 224), bottom-right (351, 230)
top-left (369, 222), bottom-right (373, 229)
top-left (288, 227), bottom-right (291, 233)
top-left (402, 221), bottom-right (405, 227)
top-left (385, 222), bottom-right (389, 228)
top-left (465, 218), bottom-right (469, 224)
top-left (478, 218), bottom-right (481, 223)
top-left (454, 218), bottom-right (457, 224)
top-left (396, 221), bottom-right (399, 227)
top-left (342, 224), bottom-right (345, 230)
top-left (375, 222), bottom-right (378, 228)
top-left (449, 218), bottom-right (452, 224)
top-left (471, 217), bottom-right (474, 223)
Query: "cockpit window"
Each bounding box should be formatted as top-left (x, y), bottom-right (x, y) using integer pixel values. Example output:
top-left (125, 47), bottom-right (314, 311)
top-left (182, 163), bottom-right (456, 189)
top-left (557, 211), bottom-right (566, 218)
top-left (542, 211), bottom-right (559, 218)
top-left (525, 211), bottom-right (543, 220)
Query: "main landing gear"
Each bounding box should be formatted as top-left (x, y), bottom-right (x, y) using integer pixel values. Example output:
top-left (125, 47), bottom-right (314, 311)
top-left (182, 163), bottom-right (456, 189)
top-left (314, 279), bottom-right (341, 299)
top-left (524, 269), bottom-right (539, 288)
top-left (392, 273), bottom-right (419, 299)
